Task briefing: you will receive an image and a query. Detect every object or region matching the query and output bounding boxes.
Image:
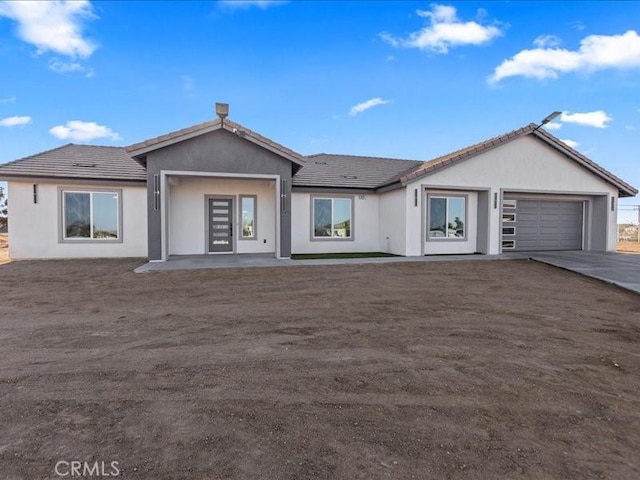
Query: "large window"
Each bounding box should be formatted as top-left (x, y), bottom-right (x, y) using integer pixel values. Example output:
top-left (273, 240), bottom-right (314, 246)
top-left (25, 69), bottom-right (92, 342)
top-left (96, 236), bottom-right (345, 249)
top-left (62, 190), bottom-right (120, 241)
top-left (240, 195), bottom-right (257, 240)
top-left (428, 195), bottom-right (466, 240)
top-left (312, 197), bottom-right (352, 239)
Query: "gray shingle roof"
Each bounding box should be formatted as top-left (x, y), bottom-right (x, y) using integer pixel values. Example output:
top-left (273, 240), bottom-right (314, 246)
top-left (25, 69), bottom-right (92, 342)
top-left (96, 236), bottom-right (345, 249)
top-left (0, 125), bottom-right (635, 197)
top-left (0, 144), bottom-right (146, 182)
top-left (293, 154), bottom-right (422, 189)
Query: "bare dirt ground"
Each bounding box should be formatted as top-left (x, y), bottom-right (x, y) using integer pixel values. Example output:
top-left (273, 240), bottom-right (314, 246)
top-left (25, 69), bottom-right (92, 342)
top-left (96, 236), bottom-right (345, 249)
top-left (618, 241), bottom-right (640, 254)
top-left (0, 233), bottom-right (8, 264)
top-left (0, 259), bottom-right (639, 479)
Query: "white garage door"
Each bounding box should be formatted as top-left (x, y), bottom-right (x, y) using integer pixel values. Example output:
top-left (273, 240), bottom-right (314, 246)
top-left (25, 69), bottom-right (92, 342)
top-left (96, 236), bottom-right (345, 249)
top-left (502, 199), bottom-right (583, 252)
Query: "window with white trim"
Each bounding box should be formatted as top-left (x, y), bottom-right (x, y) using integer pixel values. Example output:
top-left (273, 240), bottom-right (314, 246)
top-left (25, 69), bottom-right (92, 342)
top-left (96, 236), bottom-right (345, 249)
top-left (312, 197), bottom-right (352, 239)
top-left (240, 195), bottom-right (257, 239)
top-left (62, 190), bottom-right (120, 240)
top-left (428, 195), bottom-right (466, 240)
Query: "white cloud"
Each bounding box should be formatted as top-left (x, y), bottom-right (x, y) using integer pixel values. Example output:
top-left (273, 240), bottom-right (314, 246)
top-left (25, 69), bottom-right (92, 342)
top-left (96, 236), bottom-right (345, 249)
top-left (543, 121), bottom-right (562, 130)
top-left (0, 115), bottom-right (32, 127)
top-left (349, 97), bottom-right (391, 116)
top-left (49, 120), bottom-right (120, 142)
top-left (218, 0), bottom-right (287, 10)
top-left (380, 4), bottom-right (502, 53)
top-left (533, 34), bottom-right (561, 48)
top-left (490, 30), bottom-right (640, 83)
top-left (560, 138), bottom-right (579, 149)
top-left (0, 96), bottom-right (16, 104)
top-left (560, 110), bottom-right (612, 128)
top-left (0, 0), bottom-right (96, 58)
top-left (48, 58), bottom-right (94, 77)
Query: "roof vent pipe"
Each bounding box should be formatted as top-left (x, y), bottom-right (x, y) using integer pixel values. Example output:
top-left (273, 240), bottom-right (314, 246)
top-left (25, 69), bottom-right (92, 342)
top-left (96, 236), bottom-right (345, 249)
top-left (215, 103), bottom-right (229, 126)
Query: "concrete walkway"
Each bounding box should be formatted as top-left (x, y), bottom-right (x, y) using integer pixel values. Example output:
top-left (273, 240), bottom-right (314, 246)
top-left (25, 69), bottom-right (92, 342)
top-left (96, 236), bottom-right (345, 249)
top-left (528, 251), bottom-right (640, 295)
top-left (134, 251), bottom-right (640, 296)
top-left (134, 252), bottom-right (510, 273)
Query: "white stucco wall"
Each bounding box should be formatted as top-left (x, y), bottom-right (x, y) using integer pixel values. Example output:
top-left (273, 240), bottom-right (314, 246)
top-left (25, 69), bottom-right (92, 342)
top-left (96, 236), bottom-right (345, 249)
top-left (423, 191), bottom-right (478, 255)
top-left (168, 177), bottom-right (276, 255)
top-left (405, 136), bottom-right (619, 254)
top-left (291, 192), bottom-right (380, 254)
top-left (7, 181), bottom-right (147, 259)
top-left (378, 189), bottom-right (407, 255)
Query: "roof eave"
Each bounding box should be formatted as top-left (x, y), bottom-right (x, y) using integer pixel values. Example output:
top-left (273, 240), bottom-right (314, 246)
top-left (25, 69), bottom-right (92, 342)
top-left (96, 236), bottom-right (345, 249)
top-left (0, 173), bottom-right (146, 184)
top-left (126, 119), bottom-right (306, 167)
top-left (126, 121), bottom-right (223, 158)
top-left (398, 124), bottom-right (637, 197)
top-left (531, 129), bottom-right (638, 198)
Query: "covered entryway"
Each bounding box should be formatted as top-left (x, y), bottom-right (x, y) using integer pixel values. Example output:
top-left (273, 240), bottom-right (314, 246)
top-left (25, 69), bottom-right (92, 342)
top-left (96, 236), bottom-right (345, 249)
top-left (502, 198), bottom-right (583, 252)
top-left (207, 197), bottom-right (233, 253)
top-left (126, 114), bottom-right (305, 261)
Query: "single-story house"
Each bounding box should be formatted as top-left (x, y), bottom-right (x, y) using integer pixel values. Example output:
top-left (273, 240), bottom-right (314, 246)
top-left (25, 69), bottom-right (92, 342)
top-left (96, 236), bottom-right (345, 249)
top-left (0, 106), bottom-right (636, 261)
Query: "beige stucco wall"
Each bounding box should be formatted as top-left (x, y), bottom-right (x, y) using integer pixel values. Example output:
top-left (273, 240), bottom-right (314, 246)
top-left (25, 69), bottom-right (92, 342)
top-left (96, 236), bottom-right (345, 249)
top-left (168, 176), bottom-right (276, 255)
top-left (378, 188), bottom-right (407, 255)
top-left (291, 192), bottom-right (380, 254)
top-left (405, 136), bottom-right (619, 255)
top-left (7, 181), bottom-right (147, 259)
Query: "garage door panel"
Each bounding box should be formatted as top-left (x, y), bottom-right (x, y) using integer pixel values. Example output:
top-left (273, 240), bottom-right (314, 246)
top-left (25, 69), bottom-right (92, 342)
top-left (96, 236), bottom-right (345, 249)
top-left (540, 226), bottom-right (580, 234)
top-left (517, 226), bottom-right (539, 235)
top-left (518, 213), bottom-right (539, 222)
top-left (503, 199), bottom-right (583, 252)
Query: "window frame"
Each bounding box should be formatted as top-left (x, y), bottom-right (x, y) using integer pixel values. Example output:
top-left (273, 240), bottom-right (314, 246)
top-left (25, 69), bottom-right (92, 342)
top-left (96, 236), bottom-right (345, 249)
top-left (426, 193), bottom-right (468, 242)
top-left (58, 187), bottom-right (123, 244)
top-left (310, 195), bottom-right (354, 241)
top-left (239, 194), bottom-right (257, 241)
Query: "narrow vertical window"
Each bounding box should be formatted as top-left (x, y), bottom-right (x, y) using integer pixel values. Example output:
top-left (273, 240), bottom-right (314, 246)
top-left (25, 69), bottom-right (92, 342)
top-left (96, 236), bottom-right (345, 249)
top-left (33, 184), bottom-right (38, 204)
top-left (240, 195), bottom-right (257, 239)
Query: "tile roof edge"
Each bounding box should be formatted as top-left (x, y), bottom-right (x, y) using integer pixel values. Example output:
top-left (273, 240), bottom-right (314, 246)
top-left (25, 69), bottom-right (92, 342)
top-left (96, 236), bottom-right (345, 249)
top-left (305, 152), bottom-right (423, 162)
top-left (0, 143), bottom-right (76, 169)
top-left (125, 118), bottom-right (305, 165)
top-left (125, 119), bottom-right (221, 154)
top-left (532, 127), bottom-right (638, 196)
top-left (398, 124), bottom-right (536, 184)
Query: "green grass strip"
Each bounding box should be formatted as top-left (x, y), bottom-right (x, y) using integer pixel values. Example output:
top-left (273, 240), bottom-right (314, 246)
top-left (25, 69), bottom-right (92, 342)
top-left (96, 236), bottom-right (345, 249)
top-left (291, 252), bottom-right (400, 260)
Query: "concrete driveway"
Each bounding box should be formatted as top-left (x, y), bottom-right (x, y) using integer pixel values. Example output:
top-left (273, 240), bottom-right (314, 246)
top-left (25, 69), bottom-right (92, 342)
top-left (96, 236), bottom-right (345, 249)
top-left (529, 251), bottom-right (640, 294)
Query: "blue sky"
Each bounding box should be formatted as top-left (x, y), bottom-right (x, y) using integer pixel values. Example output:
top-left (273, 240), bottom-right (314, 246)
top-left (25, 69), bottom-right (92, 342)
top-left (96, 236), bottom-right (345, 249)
top-left (1, 0), bottom-right (639, 221)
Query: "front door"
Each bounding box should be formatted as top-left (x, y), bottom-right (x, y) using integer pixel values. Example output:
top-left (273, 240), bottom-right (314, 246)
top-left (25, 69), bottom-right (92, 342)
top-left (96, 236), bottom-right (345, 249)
top-left (208, 198), bottom-right (233, 253)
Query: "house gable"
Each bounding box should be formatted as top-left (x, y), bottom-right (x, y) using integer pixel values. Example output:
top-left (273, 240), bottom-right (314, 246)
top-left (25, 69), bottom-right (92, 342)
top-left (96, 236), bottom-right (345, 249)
top-left (143, 128), bottom-right (297, 177)
top-left (127, 118), bottom-right (304, 169)
top-left (406, 134), bottom-right (620, 196)
top-left (398, 125), bottom-right (637, 197)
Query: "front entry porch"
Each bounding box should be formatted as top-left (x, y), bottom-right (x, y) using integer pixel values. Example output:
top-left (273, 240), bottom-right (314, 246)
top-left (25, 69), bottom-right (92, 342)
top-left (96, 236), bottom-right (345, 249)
top-left (159, 172), bottom-right (283, 260)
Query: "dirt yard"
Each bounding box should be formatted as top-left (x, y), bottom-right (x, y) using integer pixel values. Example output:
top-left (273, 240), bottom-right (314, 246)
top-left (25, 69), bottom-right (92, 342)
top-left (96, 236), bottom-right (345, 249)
top-left (618, 241), bottom-right (640, 254)
top-left (0, 259), bottom-right (639, 479)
